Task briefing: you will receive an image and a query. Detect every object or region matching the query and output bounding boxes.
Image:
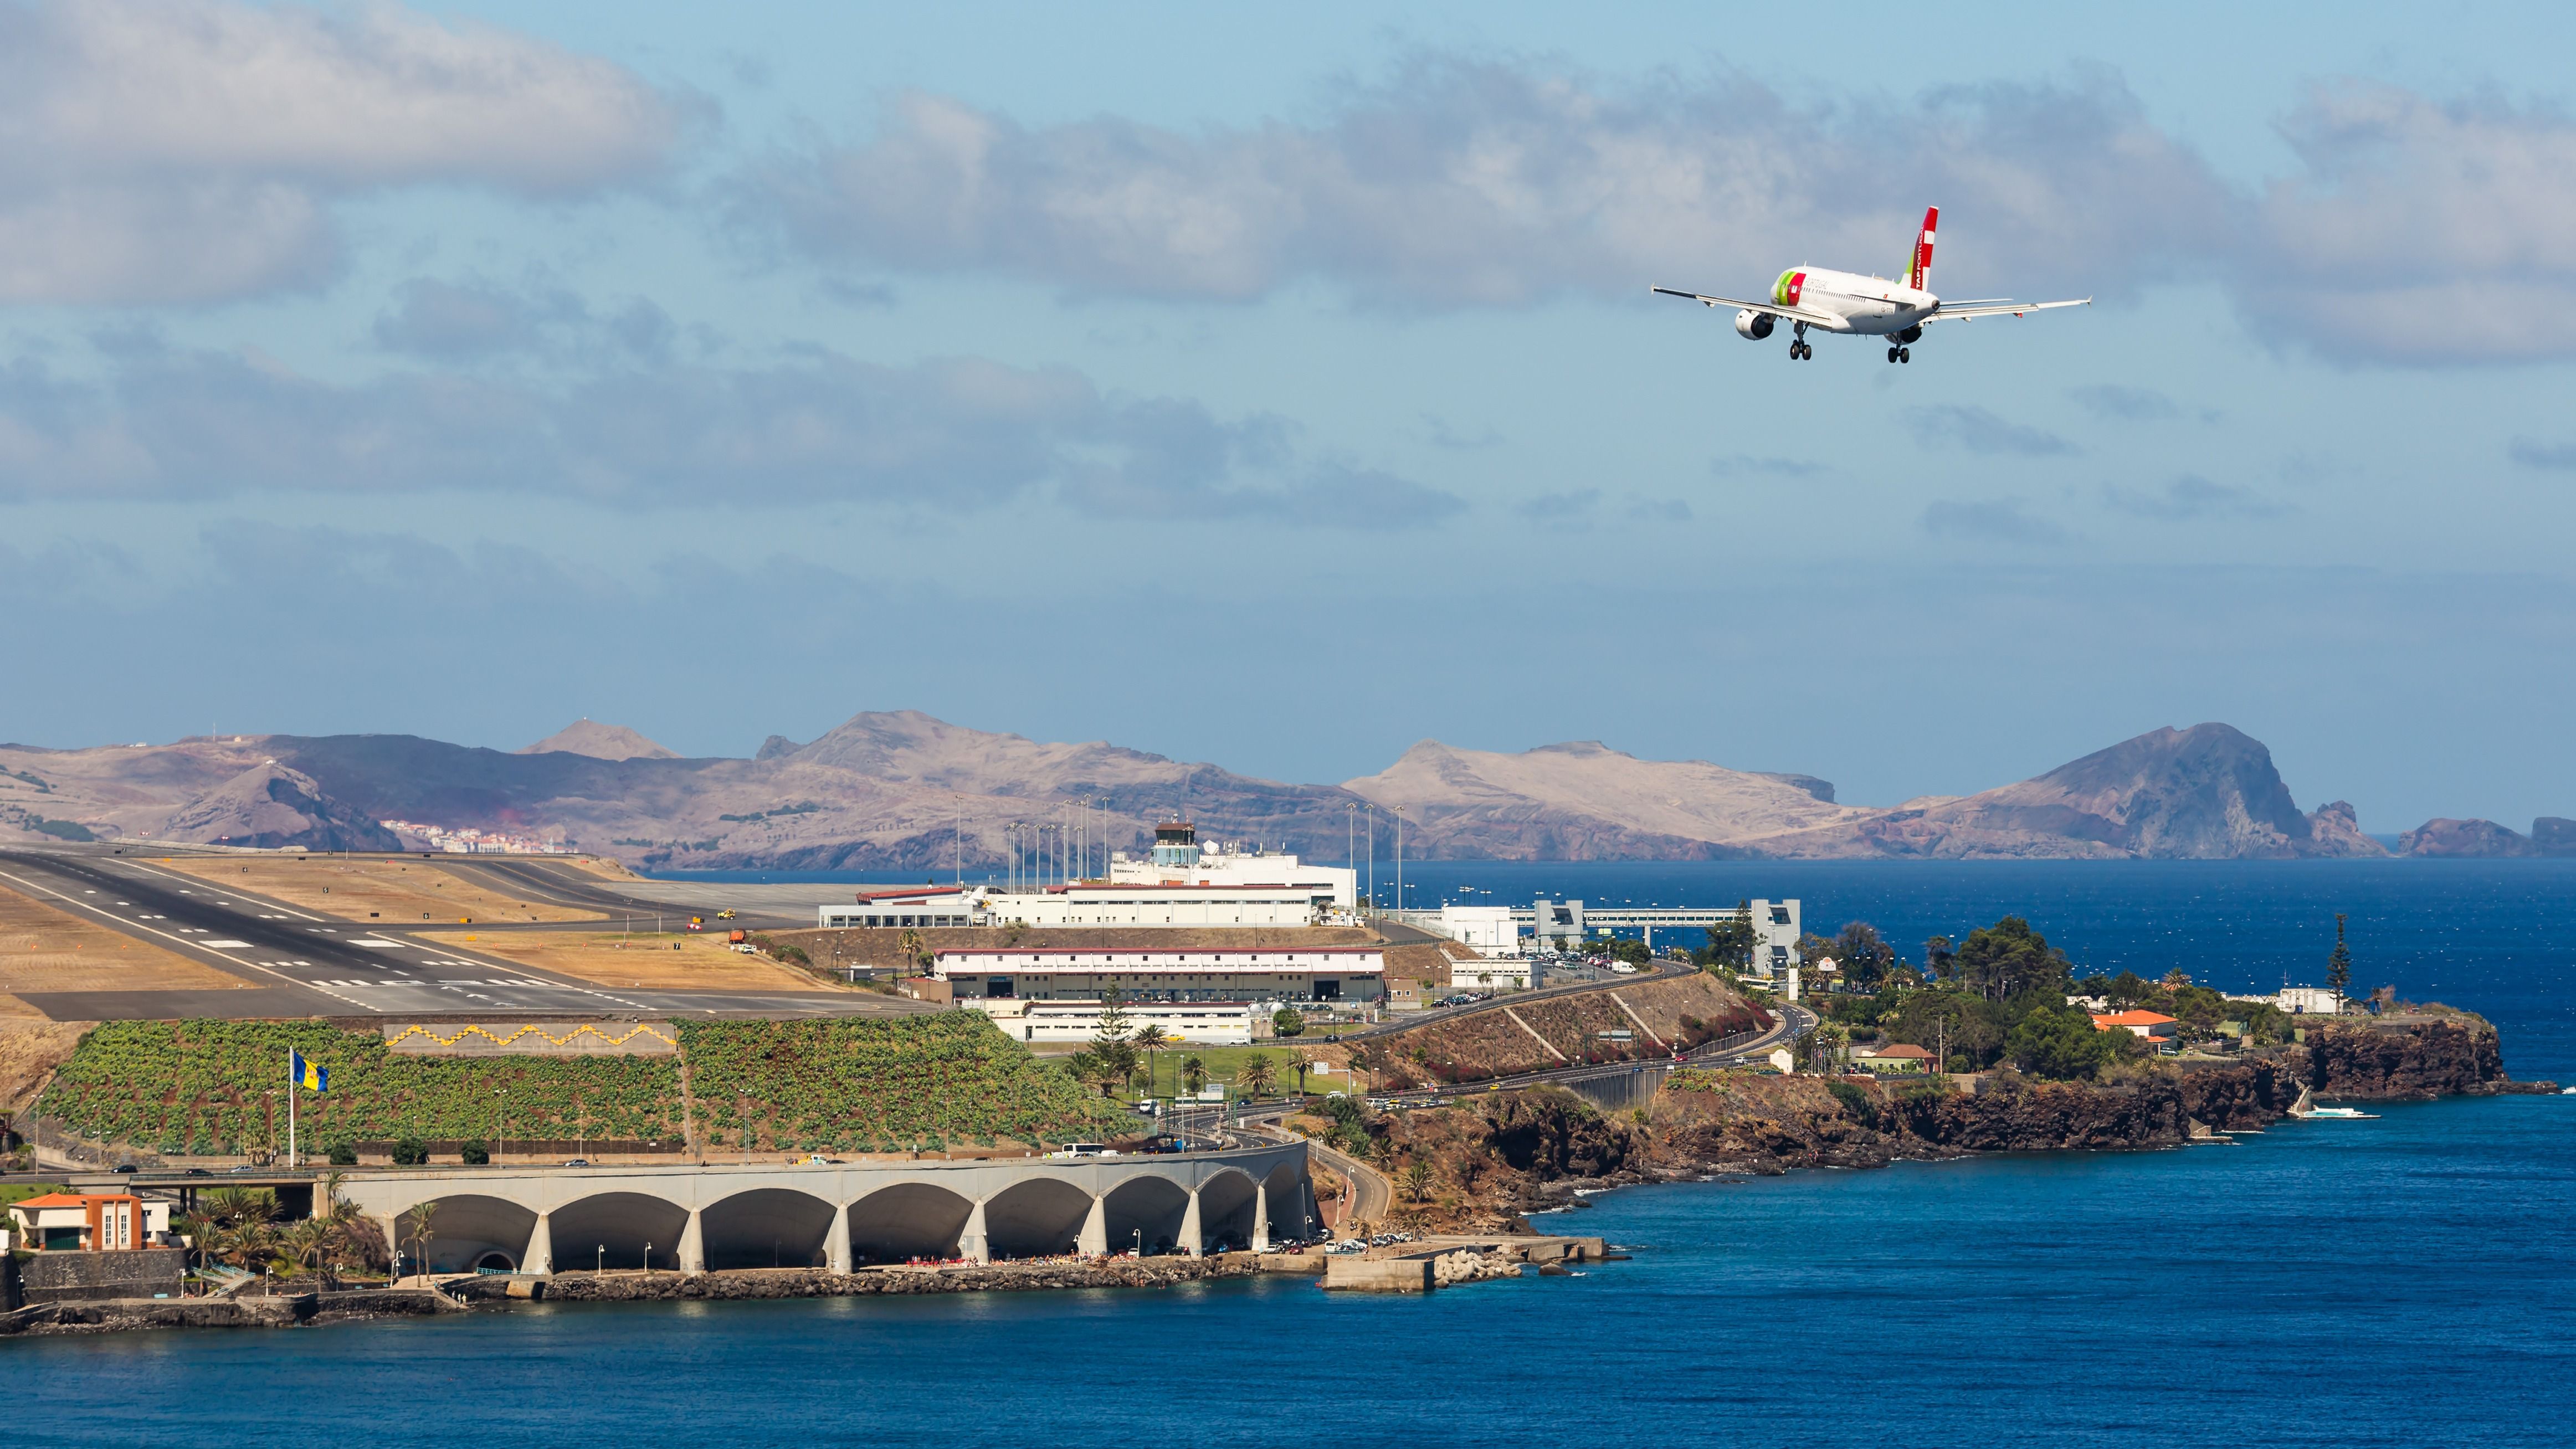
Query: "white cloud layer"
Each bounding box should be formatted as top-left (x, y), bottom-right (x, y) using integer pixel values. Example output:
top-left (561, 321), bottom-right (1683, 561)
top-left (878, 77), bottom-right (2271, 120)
top-left (742, 57), bottom-right (2576, 363)
top-left (0, 0), bottom-right (681, 304)
top-left (0, 336), bottom-right (1459, 523)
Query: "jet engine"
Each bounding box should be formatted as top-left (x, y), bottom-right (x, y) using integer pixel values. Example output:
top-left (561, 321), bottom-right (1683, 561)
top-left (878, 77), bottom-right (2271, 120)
top-left (1895, 323), bottom-right (1923, 345)
top-left (1735, 309), bottom-right (1775, 341)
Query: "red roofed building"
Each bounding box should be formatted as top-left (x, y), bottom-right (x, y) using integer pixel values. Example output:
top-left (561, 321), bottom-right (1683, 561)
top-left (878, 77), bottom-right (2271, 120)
top-left (5, 1192), bottom-right (170, 1252)
top-left (2090, 1009), bottom-right (2179, 1044)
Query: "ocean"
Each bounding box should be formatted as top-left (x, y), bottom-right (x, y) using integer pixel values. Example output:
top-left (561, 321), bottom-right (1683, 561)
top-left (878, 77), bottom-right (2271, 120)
top-left (19, 861), bottom-right (2576, 1447)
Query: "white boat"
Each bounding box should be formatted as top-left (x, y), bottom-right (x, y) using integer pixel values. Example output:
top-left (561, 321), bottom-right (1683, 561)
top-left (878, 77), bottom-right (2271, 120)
top-left (2300, 1106), bottom-right (2377, 1119)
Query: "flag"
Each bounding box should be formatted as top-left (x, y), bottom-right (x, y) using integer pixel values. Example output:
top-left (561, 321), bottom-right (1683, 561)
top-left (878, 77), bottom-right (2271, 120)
top-left (292, 1050), bottom-right (327, 1092)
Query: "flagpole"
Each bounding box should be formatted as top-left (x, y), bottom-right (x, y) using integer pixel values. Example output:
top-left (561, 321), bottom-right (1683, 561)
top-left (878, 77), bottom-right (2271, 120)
top-left (288, 1052), bottom-right (297, 1170)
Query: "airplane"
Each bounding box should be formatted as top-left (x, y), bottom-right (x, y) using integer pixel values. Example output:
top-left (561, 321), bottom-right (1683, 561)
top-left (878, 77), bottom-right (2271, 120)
top-left (1651, 207), bottom-right (2088, 363)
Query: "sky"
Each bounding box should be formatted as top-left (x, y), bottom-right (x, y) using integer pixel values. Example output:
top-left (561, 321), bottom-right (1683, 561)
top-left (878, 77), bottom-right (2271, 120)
top-left (4, 0), bottom-right (2575, 834)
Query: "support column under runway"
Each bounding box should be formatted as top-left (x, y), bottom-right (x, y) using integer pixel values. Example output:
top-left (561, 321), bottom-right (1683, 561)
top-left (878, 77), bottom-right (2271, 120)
top-left (524, 1210), bottom-right (554, 1275)
top-left (1076, 1194), bottom-right (1106, 1257)
top-left (959, 1200), bottom-right (991, 1264)
top-left (825, 1201), bottom-right (851, 1274)
top-left (1251, 1183), bottom-right (1270, 1252)
top-left (678, 1208), bottom-right (705, 1276)
top-left (379, 1212), bottom-right (407, 1278)
top-left (1178, 1189), bottom-right (1204, 1257)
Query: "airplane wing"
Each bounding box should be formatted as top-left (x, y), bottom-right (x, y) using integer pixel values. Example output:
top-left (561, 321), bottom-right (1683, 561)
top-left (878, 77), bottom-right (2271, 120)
top-left (1925, 297), bottom-right (2092, 322)
top-left (1650, 285), bottom-right (1841, 328)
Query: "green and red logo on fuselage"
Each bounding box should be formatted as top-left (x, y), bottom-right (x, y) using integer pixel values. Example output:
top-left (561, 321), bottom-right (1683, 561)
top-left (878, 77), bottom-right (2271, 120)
top-left (1772, 269), bottom-right (1806, 307)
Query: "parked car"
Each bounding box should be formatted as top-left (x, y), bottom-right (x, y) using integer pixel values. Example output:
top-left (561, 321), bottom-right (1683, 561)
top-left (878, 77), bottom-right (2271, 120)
top-left (561, 1158), bottom-right (591, 1168)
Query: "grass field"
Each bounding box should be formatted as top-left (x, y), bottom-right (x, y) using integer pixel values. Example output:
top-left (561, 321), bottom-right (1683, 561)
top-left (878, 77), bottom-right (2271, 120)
top-left (158, 856), bottom-right (602, 924)
top-left (0, 882), bottom-right (254, 995)
top-left (438, 931), bottom-right (843, 993)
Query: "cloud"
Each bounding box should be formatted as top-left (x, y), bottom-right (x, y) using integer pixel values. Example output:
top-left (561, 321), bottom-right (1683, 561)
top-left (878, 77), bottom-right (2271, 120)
top-left (1625, 496), bottom-right (1691, 522)
top-left (2238, 84), bottom-right (2576, 362)
top-left (1711, 454), bottom-right (1828, 477)
top-left (736, 59), bottom-right (2227, 307)
top-left (1516, 489), bottom-right (1600, 521)
top-left (0, 0), bottom-right (684, 304)
top-left (2067, 384), bottom-right (2182, 422)
top-left (1920, 498), bottom-right (2070, 544)
top-left (371, 278), bottom-right (676, 363)
top-left (2104, 475), bottom-right (2288, 520)
top-left (2510, 438), bottom-right (2576, 470)
top-left (0, 336), bottom-right (1453, 525)
top-left (1906, 404), bottom-right (2077, 456)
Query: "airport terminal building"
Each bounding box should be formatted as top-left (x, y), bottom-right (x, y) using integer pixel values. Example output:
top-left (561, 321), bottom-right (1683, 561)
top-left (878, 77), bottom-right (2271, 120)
top-left (930, 945), bottom-right (1385, 1007)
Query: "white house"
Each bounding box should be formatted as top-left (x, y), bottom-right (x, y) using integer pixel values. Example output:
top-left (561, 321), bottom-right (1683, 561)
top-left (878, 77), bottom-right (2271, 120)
top-left (967, 998), bottom-right (1255, 1045)
top-left (1435, 905), bottom-right (1520, 953)
top-left (932, 945), bottom-right (1384, 1005)
top-left (2276, 985), bottom-right (2345, 1015)
top-left (1447, 956), bottom-right (1540, 990)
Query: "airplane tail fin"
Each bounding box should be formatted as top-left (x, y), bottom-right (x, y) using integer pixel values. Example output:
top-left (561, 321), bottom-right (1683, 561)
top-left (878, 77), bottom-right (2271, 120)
top-left (1906, 205), bottom-right (1937, 290)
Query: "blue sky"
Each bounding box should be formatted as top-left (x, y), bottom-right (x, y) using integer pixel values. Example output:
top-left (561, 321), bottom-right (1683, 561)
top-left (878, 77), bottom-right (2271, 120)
top-left (4, 0), bottom-right (2575, 833)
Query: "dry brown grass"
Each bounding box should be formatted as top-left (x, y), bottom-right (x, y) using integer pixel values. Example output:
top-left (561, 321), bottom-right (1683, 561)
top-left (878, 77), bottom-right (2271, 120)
top-left (556, 855), bottom-right (644, 881)
top-left (0, 1015), bottom-right (93, 1110)
top-left (0, 883), bottom-right (253, 995)
top-left (425, 930), bottom-right (843, 993)
top-left (157, 856), bottom-right (602, 924)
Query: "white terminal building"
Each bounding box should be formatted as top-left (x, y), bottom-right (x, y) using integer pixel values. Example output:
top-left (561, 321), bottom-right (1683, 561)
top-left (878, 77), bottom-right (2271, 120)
top-left (938, 945), bottom-right (1386, 1045)
top-left (817, 823), bottom-right (1359, 931)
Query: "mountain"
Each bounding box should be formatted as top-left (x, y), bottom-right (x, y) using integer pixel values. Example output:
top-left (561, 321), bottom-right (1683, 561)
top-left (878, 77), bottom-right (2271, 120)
top-left (0, 713), bottom-right (2439, 866)
top-left (2397, 818), bottom-right (2539, 857)
top-left (1339, 739), bottom-right (1865, 860)
top-left (157, 762), bottom-right (404, 851)
top-left (519, 720), bottom-right (680, 761)
top-left (1747, 724), bottom-right (2390, 859)
top-left (2537, 818), bottom-right (2576, 857)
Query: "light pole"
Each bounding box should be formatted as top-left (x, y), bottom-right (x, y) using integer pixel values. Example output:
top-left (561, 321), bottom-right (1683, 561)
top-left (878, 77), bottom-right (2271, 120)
top-left (597, 1244), bottom-right (604, 1275)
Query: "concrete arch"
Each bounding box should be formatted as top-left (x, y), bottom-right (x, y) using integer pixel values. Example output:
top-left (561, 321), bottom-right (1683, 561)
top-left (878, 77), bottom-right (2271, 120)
top-left (982, 1176), bottom-right (1094, 1260)
top-left (413, 1194), bottom-right (537, 1275)
top-left (700, 1188), bottom-right (837, 1271)
top-left (550, 1191), bottom-right (692, 1272)
top-left (847, 1182), bottom-right (975, 1265)
top-left (1102, 1175), bottom-right (1192, 1256)
top-left (1195, 1168), bottom-right (1261, 1255)
top-left (1261, 1163), bottom-right (1309, 1242)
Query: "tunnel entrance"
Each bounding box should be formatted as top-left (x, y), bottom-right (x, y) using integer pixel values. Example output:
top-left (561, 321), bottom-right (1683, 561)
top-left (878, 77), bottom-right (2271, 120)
top-left (550, 1191), bottom-right (692, 1272)
top-left (701, 1189), bottom-right (837, 1271)
top-left (982, 1177), bottom-right (1092, 1260)
top-left (1101, 1176), bottom-right (1190, 1256)
top-left (411, 1194), bottom-right (537, 1275)
top-left (848, 1183), bottom-right (975, 1264)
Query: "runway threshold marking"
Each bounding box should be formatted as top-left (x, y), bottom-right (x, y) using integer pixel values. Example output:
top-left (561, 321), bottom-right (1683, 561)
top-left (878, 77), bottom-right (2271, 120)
top-left (0, 865), bottom-right (378, 1013)
top-left (112, 859), bottom-right (326, 922)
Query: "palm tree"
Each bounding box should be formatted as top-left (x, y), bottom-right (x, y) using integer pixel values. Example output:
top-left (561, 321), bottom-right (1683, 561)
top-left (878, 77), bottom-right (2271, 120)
top-left (1132, 1025), bottom-right (1172, 1098)
top-left (401, 1200), bottom-right (441, 1280)
top-left (1181, 1056), bottom-right (1207, 1096)
top-left (1239, 1052), bottom-right (1276, 1101)
top-left (281, 1218), bottom-right (332, 1284)
top-left (1402, 1159), bottom-right (1434, 1204)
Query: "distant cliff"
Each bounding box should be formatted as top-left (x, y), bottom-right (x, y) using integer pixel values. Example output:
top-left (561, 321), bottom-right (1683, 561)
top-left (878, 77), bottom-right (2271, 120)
top-left (2398, 818), bottom-right (2541, 857)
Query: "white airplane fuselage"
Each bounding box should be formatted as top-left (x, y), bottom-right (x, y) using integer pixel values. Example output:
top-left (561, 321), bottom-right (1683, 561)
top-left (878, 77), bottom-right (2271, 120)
top-left (1770, 266), bottom-right (1934, 336)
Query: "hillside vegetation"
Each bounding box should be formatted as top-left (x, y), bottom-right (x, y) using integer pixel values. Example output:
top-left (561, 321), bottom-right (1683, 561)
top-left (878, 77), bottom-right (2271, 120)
top-left (36, 1014), bottom-right (1118, 1158)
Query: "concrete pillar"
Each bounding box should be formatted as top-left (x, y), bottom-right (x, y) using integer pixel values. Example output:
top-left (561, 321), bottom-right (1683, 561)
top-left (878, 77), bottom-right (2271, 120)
top-left (1300, 1178), bottom-right (1317, 1239)
top-left (825, 1201), bottom-right (851, 1275)
top-left (678, 1208), bottom-right (705, 1276)
top-left (959, 1200), bottom-right (990, 1264)
top-left (1178, 1189), bottom-right (1204, 1257)
top-left (524, 1211), bottom-right (554, 1276)
top-left (379, 1212), bottom-right (407, 1279)
top-left (1075, 1195), bottom-right (1106, 1257)
top-left (1251, 1182), bottom-right (1271, 1252)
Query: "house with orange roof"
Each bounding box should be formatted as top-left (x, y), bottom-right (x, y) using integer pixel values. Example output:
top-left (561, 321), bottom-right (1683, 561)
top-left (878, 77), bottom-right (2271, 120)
top-left (2090, 1009), bottom-right (2179, 1047)
top-left (5, 1192), bottom-right (170, 1252)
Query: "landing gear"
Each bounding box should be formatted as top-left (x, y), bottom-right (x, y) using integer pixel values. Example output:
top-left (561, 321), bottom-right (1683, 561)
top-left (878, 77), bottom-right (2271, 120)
top-left (1886, 345), bottom-right (1913, 364)
top-left (1887, 346), bottom-right (1899, 363)
top-left (1789, 323), bottom-right (1812, 361)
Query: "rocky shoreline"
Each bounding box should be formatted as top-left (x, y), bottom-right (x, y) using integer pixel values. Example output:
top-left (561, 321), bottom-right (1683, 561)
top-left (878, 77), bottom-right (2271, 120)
top-left (1362, 1017), bottom-right (2562, 1227)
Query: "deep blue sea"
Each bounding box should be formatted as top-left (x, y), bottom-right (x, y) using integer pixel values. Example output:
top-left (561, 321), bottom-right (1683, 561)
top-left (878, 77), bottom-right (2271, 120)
top-left (21, 861), bottom-right (2576, 1447)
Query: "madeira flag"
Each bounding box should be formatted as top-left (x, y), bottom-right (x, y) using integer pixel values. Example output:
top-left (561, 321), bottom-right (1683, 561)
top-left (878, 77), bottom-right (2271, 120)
top-left (292, 1050), bottom-right (328, 1092)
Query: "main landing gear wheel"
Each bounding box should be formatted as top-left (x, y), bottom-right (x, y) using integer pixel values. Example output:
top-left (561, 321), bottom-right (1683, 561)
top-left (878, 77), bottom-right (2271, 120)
top-left (1788, 341), bottom-right (1811, 361)
top-left (1899, 347), bottom-right (1911, 363)
top-left (1887, 346), bottom-right (1899, 363)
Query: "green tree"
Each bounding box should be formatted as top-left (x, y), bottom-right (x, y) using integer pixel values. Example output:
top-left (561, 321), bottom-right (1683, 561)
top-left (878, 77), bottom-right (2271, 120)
top-left (1923, 934), bottom-right (1957, 980)
top-left (1132, 1024), bottom-right (1172, 1097)
top-left (2004, 1005), bottom-right (2128, 1080)
top-left (401, 1200), bottom-right (440, 1279)
top-left (1698, 901), bottom-right (1759, 972)
top-left (1271, 1007), bottom-right (1305, 1038)
top-left (1181, 1056), bottom-right (1208, 1095)
top-left (1401, 1159), bottom-right (1434, 1204)
top-left (2326, 913), bottom-right (2352, 996)
top-left (1239, 1053), bottom-right (1277, 1099)
top-left (1832, 922), bottom-right (1896, 989)
top-left (1086, 990), bottom-right (1138, 1096)
top-left (1954, 917), bottom-right (2074, 1002)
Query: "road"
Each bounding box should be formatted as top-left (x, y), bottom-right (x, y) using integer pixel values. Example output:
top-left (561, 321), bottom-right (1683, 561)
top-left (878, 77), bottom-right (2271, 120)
top-left (0, 847), bottom-right (933, 1021)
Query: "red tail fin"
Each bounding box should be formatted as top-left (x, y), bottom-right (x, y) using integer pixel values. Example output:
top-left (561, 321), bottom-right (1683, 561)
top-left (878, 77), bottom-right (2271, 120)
top-left (1907, 206), bottom-right (1937, 290)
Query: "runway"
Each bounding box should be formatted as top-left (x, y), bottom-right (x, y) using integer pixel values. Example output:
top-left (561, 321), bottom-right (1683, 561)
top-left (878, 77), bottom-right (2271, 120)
top-left (0, 847), bottom-right (932, 1022)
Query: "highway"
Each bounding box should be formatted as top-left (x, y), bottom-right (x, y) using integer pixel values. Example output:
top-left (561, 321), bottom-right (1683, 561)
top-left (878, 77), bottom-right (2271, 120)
top-left (0, 847), bottom-right (932, 1021)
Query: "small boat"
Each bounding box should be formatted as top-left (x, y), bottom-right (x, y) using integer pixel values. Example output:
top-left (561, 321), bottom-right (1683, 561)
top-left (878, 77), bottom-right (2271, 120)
top-left (2301, 1106), bottom-right (2378, 1119)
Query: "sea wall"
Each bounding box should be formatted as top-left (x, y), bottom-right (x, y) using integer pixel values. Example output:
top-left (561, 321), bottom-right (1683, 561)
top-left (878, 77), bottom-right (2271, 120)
top-left (506, 1256), bottom-right (1262, 1303)
top-left (19, 1247), bottom-right (184, 1304)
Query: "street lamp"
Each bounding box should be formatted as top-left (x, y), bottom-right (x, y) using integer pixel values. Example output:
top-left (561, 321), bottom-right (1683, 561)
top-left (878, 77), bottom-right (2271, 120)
top-left (597, 1244), bottom-right (604, 1275)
